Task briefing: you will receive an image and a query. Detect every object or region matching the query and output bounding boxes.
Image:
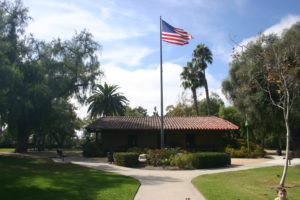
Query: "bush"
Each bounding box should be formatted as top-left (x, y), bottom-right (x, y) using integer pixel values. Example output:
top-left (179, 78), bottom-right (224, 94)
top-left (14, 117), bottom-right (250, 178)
top-left (82, 142), bottom-right (103, 157)
top-left (147, 148), bottom-right (185, 166)
top-left (113, 152), bottom-right (139, 167)
top-left (191, 152), bottom-right (231, 169)
top-left (170, 154), bottom-right (193, 169)
top-left (225, 139), bottom-right (266, 158)
top-left (170, 152), bottom-right (230, 169)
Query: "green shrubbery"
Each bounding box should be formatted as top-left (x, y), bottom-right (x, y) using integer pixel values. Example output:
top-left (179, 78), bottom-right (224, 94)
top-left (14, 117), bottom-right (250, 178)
top-left (170, 153), bottom-right (193, 169)
top-left (113, 152), bottom-right (139, 167)
top-left (170, 152), bottom-right (230, 169)
top-left (145, 148), bottom-right (230, 169)
top-left (225, 139), bottom-right (266, 158)
top-left (82, 142), bottom-right (103, 157)
top-left (146, 148), bottom-right (186, 166)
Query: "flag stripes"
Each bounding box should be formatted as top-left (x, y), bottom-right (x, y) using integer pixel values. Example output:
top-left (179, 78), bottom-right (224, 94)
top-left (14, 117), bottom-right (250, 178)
top-left (161, 20), bottom-right (192, 45)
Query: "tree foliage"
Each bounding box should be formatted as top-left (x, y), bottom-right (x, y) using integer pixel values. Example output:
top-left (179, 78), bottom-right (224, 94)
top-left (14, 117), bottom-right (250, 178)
top-left (166, 92), bottom-right (224, 117)
top-left (223, 22), bottom-right (300, 186)
top-left (0, 1), bottom-right (102, 152)
top-left (180, 61), bottom-right (204, 116)
top-left (180, 43), bottom-right (213, 116)
top-left (193, 43), bottom-right (213, 115)
top-left (125, 106), bottom-right (148, 116)
top-left (87, 83), bottom-right (128, 118)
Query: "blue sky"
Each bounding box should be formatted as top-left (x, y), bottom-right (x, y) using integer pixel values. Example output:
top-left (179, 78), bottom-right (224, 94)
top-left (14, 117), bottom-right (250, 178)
top-left (22, 0), bottom-right (300, 118)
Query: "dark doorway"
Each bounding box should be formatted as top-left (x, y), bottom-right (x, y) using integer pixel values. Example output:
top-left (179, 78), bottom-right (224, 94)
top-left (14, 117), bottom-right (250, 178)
top-left (128, 134), bottom-right (138, 147)
top-left (186, 134), bottom-right (195, 148)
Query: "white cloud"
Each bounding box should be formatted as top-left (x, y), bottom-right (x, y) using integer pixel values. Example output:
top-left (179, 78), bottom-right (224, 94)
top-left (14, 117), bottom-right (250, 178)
top-left (264, 15), bottom-right (300, 36)
top-left (101, 62), bottom-right (183, 114)
top-left (25, 0), bottom-right (153, 41)
top-left (212, 45), bottom-right (232, 63)
top-left (102, 45), bottom-right (155, 67)
top-left (236, 15), bottom-right (300, 53)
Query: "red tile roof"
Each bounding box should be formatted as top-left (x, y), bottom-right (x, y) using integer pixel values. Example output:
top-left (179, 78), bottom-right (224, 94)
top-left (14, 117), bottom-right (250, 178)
top-left (86, 116), bottom-right (239, 131)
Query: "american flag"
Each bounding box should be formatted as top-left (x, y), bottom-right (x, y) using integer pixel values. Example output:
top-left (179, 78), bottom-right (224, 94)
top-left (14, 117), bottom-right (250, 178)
top-left (161, 20), bottom-right (192, 45)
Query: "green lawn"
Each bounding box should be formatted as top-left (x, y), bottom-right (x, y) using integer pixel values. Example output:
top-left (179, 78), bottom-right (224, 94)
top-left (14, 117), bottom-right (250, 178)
top-left (192, 166), bottom-right (300, 200)
top-left (0, 155), bottom-right (140, 200)
top-left (0, 148), bottom-right (15, 152)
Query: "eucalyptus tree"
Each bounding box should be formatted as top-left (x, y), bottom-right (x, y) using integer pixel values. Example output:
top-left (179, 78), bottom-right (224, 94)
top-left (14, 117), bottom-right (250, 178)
top-left (193, 43), bottom-right (213, 115)
top-left (87, 83), bottom-right (129, 118)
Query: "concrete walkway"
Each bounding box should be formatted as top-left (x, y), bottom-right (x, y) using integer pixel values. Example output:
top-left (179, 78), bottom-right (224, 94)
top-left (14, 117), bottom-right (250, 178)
top-left (55, 156), bottom-right (300, 200)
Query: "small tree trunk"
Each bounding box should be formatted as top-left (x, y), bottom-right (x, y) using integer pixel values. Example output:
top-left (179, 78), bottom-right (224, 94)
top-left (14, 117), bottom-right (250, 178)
top-left (279, 109), bottom-right (290, 187)
top-left (15, 132), bottom-right (29, 153)
top-left (192, 88), bottom-right (199, 116)
top-left (203, 71), bottom-right (210, 116)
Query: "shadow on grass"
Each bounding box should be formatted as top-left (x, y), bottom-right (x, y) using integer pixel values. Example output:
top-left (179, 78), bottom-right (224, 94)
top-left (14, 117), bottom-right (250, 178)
top-left (0, 155), bottom-right (139, 200)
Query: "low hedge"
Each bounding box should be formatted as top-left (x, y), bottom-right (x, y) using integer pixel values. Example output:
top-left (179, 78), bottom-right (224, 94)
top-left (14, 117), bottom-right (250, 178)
top-left (191, 152), bottom-right (230, 169)
top-left (171, 152), bottom-right (230, 169)
top-left (113, 152), bottom-right (139, 167)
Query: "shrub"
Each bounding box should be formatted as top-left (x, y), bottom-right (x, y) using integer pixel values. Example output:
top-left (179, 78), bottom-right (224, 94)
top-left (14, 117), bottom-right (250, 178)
top-left (147, 149), bottom-right (164, 166)
top-left (225, 139), bottom-right (266, 158)
top-left (170, 152), bottom-right (230, 169)
top-left (147, 148), bottom-right (185, 166)
top-left (82, 142), bottom-right (103, 157)
top-left (113, 152), bottom-right (139, 167)
top-left (170, 154), bottom-right (193, 169)
top-left (191, 152), bottom-right (230, 169)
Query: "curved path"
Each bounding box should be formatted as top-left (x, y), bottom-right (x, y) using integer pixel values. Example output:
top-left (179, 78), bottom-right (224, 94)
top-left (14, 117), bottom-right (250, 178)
top-left (56, 156), bottom-right (300, 200)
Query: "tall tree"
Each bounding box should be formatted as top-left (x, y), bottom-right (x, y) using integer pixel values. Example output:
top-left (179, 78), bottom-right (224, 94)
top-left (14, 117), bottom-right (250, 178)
top-left (0, 1), bottom-right (102, 152)
top-left (193, 43), bottom-right (213, 115)
top-left (180, 61), bottom-right (204, 115)
top-left (223, 23), bottom-right (300, 187)
top-left (45, 98), bottom-right (80, 148)
top-left (87, 83), bottom-right (129, 118)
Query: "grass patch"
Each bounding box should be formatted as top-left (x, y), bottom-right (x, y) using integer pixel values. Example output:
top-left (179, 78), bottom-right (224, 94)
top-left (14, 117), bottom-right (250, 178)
top-left (192, 166), bottom-right (300, 200)
top-left (0, 148), bottom-right (15, 152)
top-left (0, 155), bottom-right (140, 200)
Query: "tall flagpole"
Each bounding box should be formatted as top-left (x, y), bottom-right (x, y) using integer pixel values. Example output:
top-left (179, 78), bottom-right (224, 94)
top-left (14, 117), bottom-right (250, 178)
top-left (160, 16), bottom-right (164, 149)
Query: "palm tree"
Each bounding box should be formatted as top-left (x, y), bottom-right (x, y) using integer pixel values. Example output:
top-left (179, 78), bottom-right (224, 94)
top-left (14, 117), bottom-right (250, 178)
top-left (87, 83), bottom-right (129, 118)
top-left (192, 43), bottom-right (213, 116)
top-left (180, 62), bottom-right (205, 116)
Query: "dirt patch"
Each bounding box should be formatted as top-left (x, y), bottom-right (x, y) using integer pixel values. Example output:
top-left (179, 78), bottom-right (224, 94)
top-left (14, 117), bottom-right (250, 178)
top-left (231, 158), bottom-right (271, 166)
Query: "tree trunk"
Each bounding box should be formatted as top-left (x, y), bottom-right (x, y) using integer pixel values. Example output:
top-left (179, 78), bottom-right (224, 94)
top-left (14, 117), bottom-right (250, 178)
top-left (279, 109), bottom-right (290, 187)
top-left (192, 88), bottom-right (199, 116)
top-left (203, 70), bottom-right (211, 116)
top-left (15, 132), bottom-right (29, 153)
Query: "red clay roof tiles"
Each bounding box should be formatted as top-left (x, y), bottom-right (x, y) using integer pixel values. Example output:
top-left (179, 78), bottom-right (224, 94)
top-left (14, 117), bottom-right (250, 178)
top-left (86, 116), bottom-right (239, 131)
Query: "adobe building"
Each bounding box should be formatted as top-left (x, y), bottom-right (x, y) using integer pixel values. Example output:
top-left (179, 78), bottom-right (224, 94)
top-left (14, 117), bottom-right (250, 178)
top-left (86, 116), bottom-right (239, 152)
